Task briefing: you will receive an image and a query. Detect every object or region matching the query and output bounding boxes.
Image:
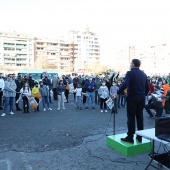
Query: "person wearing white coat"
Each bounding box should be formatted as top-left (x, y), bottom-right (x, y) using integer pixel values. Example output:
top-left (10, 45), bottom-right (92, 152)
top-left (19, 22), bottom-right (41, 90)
top-left (98, 81), bottom-right (109, 113)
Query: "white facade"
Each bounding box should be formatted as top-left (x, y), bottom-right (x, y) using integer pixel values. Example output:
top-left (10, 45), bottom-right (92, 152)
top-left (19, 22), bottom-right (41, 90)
top-left (67, 27), bottom-right (100, 71)
top-left (0, 32), bottom-right (34, 67)
top-left (35, 38), bottom-right (78, 72)
top-left (113, 44), bottom-right (170, 76)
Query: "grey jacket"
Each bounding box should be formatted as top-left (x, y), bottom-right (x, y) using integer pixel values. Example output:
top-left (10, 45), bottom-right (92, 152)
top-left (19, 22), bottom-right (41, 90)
top-left (4, 79), bottom-right (17, 97)
top-left (40, 85), bottom-right (49, 97)
top-left (52, 78), bottom-right (59, 88)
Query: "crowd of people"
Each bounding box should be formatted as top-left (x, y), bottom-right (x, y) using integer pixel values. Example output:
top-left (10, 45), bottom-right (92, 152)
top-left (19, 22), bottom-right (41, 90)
top-left (0, 69), bottom-right (170, 119)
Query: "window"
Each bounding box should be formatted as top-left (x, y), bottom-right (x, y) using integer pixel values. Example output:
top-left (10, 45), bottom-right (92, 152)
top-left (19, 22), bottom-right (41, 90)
top-left (4, 47), bottom-right (15, 51)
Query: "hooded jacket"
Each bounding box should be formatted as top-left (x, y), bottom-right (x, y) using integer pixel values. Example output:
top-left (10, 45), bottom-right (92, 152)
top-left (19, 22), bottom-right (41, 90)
top-left (4, 79), bottom-right (17, 97)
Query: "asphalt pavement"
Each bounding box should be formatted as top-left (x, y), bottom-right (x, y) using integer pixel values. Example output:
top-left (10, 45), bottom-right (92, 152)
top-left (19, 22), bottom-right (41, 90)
top-left (0, 94), bottom-right (163, 170)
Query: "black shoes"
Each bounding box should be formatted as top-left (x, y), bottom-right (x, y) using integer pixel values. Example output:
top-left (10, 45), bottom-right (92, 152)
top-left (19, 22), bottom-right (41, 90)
top-left (121, 136), bottom-right (142, 144)
top-left (121, 136), bottom-right (134, 144)
top-left (17, 108), bottom-right (22, 111)
top-left (136, 136), bottom-right (142, 143)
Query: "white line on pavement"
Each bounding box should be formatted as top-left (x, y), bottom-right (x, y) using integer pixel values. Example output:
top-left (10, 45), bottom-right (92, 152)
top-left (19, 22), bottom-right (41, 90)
top-left (20, 152), bottom-right (33, 170)
top-left (0, 159), bottom-right (12, 170)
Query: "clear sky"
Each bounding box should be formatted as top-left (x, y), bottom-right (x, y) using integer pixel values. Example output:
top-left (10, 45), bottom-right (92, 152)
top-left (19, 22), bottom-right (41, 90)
top-left (1, 0), bottom-right (170, 64)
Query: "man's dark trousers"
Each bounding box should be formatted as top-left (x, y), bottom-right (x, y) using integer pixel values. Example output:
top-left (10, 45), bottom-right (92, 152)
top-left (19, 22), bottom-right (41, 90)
top-left (126, 95), bottom-right (145, 139)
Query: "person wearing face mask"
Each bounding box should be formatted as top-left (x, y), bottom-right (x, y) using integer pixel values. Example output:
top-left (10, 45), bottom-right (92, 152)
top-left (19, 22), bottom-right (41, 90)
top-left (13, 73), bottom-right (23, 111)
top-left (20, 82), bottom-right (31, 113)
top-left (81, 76), bottom-right (88, 104)
top-left (43, 75), bottom-right (52, 104)
top-left (84, 77), bottom-right (96, 110)
top-left (157, 77), bottom-right (163, 88)
top-left (117, 59), bottom-right (149, 144)
top-left (98, 81), bottom-right (109, 112)
top-left (64, 77), bottom-right (70, 103)
top-left (32, 82), bottom-right (40, 112)
top-left (73, 75), bottom-right (80, 102)
top-left (110, 81), bottom-right (119, 113)
top-left (56, 80), bottom-right (66, 110)
top-left (95, 76), bottom-right (101, 105)
top-left (0, 73), bottom-right (5, 110)
top-left (23, 75), bottom-right (28, 84)
top-left (1, 74), bottom-right (17, 117)
top-left (39, 81), bottom-right (52, 111)
top-left (74, 83), bottom-right (82, 110)
top-left (28, 74), bottom-right (35, 90)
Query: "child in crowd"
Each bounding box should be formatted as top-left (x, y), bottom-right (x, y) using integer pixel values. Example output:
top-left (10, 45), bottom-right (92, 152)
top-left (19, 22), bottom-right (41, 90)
top-left (20, 82), bottom-right (31, 113)
top-left (32, 82), bottom-right (40, 112)
top-left (39, 81), bottom-right (52, 111)
top-left (57, 80), bottom-right (66, 110)
top-left (98, 81), bottom-right (109, 112)
top-left (74, 83), bottom-right (82, 110)
top-left (110, 81), bottom-right (119, 113)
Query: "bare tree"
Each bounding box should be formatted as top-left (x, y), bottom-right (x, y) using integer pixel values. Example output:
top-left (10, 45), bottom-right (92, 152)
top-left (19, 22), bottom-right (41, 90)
top-left (34, 55), bottom-right (58, 69)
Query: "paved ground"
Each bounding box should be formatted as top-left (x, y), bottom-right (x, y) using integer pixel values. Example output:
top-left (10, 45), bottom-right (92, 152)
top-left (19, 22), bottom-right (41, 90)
top-left (0, 94), bottom-right (165, 170)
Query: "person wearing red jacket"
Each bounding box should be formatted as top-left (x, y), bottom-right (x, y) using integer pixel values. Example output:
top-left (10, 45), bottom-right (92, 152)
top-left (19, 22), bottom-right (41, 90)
top-left (148, 79), bottom-right (154, 104)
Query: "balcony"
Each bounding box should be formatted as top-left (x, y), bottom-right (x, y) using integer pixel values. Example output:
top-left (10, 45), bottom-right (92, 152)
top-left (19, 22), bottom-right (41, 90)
top-left (3, 44), bottom-right (15, 48)
top-left (3, 47), bottom-right (15, 51)
top-left (36, 43), bottom-right (45, 47)
top-left (4, 60), bottom-right (15, 63)
top-left (16, 49), bottom-right (27, 52)
top-left (16, 55), bottom-right (27, 59)
top-left (46, 47), bottom-right (59, 51)
top-left (59, 46), bottom-right (70, 49)
top-left (16, 45), bottom-right (27, 49)
top-left (16, 61), bottom-right (27, 64)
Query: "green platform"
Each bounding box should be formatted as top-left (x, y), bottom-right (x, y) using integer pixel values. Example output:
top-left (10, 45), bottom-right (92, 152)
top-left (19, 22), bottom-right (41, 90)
top-left (106, 133), bottom-right (152, 157)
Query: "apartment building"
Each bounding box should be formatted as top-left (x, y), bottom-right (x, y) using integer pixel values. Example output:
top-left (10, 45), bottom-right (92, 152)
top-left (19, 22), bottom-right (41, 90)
top-left (138, 44), bottom-right (170, 75)
top-left (67, 27), bottom-right (100, 71)
top-left (35, 38), bottom-right (78, 72)
top-left (0, 32), bottom-right (34, 67)
top-left (114, 44), bottom-right (170, 75)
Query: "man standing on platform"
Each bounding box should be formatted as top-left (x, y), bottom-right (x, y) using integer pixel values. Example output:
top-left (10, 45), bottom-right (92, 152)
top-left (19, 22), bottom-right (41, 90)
top-left (117, 59), bottom-right (149, 144)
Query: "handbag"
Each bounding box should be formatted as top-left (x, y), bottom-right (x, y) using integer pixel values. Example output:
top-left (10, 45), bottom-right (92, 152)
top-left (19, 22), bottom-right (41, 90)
top-left (66, 84), bottom-right (70, 90)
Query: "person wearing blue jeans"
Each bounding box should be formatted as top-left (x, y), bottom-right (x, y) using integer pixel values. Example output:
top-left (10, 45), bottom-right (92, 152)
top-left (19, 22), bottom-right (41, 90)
top-left (3, 97), bottom-right (15, 115)
top-left (86, 91), bottom-right (95, 109)
top-left (1, 74), bottom-right (17, 117)
top-left (74, 84), bottom-right (82, 109)
top-left (39, 81), bottom-right (52, 111)
top-left (42, 96), bottom-right (50, 110)
top-left (84, 77), bottom-right (96, 110)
